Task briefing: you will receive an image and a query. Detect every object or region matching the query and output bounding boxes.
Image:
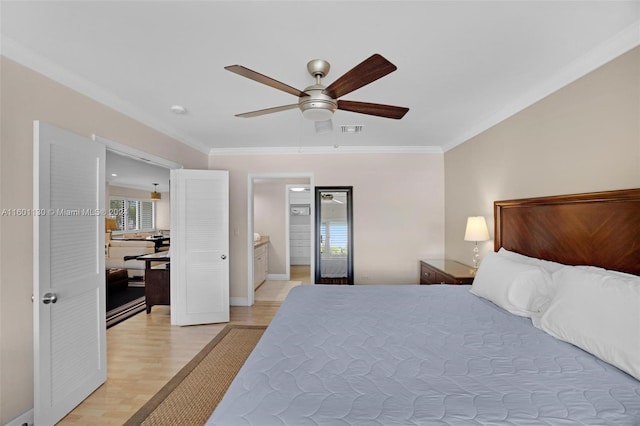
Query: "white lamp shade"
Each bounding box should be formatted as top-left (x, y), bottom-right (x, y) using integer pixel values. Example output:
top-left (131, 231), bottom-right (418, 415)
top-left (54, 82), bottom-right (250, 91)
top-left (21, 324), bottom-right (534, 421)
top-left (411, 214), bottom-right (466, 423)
top-left (464, 216), bottom-right (490, 241)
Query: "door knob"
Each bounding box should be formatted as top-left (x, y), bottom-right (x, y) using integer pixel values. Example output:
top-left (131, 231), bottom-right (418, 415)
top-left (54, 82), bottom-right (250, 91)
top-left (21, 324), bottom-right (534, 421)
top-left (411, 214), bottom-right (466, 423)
top-left (221, 254), bottom-right (227, 260)
top-left (42, 293), bottom-right (58, 304)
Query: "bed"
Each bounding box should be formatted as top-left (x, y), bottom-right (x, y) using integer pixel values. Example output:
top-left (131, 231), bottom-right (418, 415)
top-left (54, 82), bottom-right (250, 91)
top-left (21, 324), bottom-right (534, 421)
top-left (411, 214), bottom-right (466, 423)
top-left (208, 189), bottom-right (640, 425)
top-left (320, 254), bottom-right (348, 278)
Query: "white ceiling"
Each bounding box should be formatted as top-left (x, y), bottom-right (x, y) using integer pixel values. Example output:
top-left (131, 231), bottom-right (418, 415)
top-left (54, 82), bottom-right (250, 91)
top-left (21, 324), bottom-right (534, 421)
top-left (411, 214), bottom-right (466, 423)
top-left (2, 1), bottom-right (639, 155)
top-left (106, 150), bottom-right (170, 192)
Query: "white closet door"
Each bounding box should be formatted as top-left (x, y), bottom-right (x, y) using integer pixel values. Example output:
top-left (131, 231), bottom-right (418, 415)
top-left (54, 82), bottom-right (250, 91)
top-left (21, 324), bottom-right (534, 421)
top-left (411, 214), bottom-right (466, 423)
top-left (171, 169), bottom-right (229, 325)
top-left (33, 121), bottom-right (106, 425)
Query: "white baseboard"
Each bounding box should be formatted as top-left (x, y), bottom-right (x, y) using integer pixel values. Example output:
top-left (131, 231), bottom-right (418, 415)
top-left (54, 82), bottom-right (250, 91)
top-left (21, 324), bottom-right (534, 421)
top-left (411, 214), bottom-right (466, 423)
top-left (229, 296), bottom-right (249, 306)
top-left (5, 408), bottom-right (33, 426)
top-left (267, 273), bottom-right (288, 281)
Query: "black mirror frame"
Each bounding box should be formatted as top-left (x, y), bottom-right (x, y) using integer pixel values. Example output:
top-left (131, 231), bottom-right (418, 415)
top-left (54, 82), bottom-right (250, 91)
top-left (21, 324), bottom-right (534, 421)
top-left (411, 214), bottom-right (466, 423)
top-left (314, 186), bottom-right (353, 285)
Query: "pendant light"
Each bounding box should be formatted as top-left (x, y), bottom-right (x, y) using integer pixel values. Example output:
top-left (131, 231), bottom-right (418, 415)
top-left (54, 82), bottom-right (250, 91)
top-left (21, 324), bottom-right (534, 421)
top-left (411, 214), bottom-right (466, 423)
top-left (151, 183), bottom-right (161, 200)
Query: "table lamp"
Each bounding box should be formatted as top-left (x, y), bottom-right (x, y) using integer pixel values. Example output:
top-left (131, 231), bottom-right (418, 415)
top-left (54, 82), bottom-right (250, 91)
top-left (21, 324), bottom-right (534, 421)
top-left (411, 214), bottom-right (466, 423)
top-left (464, 216), bottom-right (490, 268)
top-left (105, 218), bottom-right (118, 233)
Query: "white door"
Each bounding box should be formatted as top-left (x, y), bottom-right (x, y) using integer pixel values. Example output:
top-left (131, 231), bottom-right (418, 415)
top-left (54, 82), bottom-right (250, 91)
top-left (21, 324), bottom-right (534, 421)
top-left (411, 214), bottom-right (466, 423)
top-left (171, 169), bottom-right (229, 325)
top-left (33, 121), bottom-right (106, 425)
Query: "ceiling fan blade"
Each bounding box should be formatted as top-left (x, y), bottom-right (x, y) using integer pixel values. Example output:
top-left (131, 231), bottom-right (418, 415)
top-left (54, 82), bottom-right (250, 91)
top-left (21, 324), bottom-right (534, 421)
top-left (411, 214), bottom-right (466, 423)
top-left (225, 65), bottom-right (308, 98)
top-left (337, 100), bottom-right (409, 119)
top-left (323, 54), bottom-right (397, 99)
top-left (235, 104), bottom-right (299, 118)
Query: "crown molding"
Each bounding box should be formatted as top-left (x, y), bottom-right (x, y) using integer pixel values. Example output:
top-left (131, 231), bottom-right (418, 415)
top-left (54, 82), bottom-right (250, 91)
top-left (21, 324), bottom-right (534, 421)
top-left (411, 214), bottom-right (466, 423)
top-left (1, 35), bottom-right (211, 155)
top-left (442, 20), bottom-right (640, 152)
top-left (209, 145), bottom-right (443, 156)
top-left (94, 134), bottom-right (184, 170)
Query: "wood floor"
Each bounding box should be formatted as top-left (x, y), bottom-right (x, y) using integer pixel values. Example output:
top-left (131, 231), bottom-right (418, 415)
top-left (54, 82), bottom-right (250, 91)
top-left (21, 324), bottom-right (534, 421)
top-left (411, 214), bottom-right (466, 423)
top-left (58, 266), bottom-right (311, 425)
top-left (290, 264), bottom-right (311, 283)
top-left (254, 265), bottom-right (312, 302)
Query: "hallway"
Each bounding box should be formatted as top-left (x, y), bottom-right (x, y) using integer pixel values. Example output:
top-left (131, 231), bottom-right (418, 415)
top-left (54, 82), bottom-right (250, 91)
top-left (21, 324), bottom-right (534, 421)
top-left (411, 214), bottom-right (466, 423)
top-left (254, 265), bottom-right (311, 302)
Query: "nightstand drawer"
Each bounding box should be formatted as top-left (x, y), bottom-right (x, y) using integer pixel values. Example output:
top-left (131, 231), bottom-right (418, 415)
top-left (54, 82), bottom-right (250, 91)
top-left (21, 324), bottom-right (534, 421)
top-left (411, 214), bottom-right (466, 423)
top-left (420, 264), bottom-right (451, 284)
top-left (419, 260), bottom-right (475, 285)
top-left (420, 263), bottom-right (438, 284)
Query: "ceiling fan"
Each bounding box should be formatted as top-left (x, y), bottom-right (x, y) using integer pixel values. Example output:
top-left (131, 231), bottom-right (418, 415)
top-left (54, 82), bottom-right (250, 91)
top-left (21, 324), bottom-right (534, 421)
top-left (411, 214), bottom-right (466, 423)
top-left (321, 193), bottom-right (344, 204)
top-left (224, 54), bottom-right (409, 129)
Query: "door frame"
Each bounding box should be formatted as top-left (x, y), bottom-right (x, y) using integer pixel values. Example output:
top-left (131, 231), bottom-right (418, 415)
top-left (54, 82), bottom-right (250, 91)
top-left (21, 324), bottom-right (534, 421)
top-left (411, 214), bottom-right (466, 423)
top-left (314, 186), bottom-right (354, 284)
top-left (92, 134), bottom-right (183, 170)
top-left (247, 173), bottom-right (314, 306)
top-left (286, 183), bottom-right (311, 279)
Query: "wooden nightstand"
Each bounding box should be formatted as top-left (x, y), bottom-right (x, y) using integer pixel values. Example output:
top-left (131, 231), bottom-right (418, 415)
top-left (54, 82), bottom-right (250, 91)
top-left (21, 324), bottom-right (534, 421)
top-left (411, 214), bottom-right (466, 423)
top-left (420, 259), bottom-right (476, 285)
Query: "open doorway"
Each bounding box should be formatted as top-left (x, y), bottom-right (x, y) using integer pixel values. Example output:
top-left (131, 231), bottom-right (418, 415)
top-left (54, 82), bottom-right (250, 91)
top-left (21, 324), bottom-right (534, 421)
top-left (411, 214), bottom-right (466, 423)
top-left (248, 173), bottom-right (313, 305)
top-left (98, 135), bottom-right (182, 326)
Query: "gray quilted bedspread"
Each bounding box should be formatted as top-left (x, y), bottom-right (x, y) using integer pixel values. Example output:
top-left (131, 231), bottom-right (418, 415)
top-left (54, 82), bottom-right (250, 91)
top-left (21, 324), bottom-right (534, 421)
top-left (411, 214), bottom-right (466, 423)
top-left (208, 285), bottom-right (640, 425)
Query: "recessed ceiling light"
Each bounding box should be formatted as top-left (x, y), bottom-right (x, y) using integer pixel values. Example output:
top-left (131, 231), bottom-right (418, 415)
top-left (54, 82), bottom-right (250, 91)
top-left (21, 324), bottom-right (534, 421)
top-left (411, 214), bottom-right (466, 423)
top-left (111, 173), bottom-right (118, 177)
top-left (170, 105), bottom-right (187, 114)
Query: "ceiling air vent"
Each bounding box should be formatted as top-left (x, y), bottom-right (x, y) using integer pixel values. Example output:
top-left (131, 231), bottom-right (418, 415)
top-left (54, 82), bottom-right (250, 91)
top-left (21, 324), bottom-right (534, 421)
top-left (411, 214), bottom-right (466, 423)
top-left (340, 125), bottom-right (364, 134)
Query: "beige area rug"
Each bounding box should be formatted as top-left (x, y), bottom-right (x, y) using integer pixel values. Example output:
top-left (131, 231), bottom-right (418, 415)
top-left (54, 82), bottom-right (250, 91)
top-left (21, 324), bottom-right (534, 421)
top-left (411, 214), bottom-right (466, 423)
top-left (124, 324), bottom-right (266, 426)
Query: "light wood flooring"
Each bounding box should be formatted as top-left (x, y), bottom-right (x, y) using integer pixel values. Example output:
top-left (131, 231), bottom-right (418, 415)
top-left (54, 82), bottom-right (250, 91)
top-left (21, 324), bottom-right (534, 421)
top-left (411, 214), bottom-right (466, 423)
top-left (290, 264), bottom-right (311, 283)
top-left (58, 265), bottom-right (310, 425)
top-left (254, 265), bottom-right (311, 302)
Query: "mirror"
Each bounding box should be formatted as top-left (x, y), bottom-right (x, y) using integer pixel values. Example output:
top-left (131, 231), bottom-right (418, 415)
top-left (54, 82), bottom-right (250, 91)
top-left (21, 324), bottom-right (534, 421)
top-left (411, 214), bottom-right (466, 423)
top-left (315, 186), bottom-right (353, 284)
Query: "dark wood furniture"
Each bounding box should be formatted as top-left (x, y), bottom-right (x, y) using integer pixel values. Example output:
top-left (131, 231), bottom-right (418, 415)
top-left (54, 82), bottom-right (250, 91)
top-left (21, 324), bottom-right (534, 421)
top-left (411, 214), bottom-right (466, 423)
top-left (145, 264), bottom-right (170, 313)
top-left (137, 251), bottom-right (170, 270)
top-left (420, 259), bottom-right (476, 285)
top-left (113, 236), bottom-right (170, 252)
top-left (494, 188), bottom-right (640, 275)
top-left (106, 268), bottom-right (128, 306)
top-left (137, 252), bottom-right (171, 313)
top-left (146, 236), bottom-right (170, 252)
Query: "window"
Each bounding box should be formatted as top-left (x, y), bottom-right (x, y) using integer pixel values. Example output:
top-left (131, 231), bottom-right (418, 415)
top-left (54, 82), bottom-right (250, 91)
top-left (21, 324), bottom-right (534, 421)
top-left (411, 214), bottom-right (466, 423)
top-left (110, 198), bottom-right (155, 233)
top-left (320, 220), bottom-right (348, 255)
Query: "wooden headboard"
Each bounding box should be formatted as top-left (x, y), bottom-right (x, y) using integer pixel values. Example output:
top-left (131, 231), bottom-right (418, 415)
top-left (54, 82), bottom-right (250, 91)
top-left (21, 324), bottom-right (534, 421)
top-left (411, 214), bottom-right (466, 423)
top-left (494, 189), bottom-right (640, 275)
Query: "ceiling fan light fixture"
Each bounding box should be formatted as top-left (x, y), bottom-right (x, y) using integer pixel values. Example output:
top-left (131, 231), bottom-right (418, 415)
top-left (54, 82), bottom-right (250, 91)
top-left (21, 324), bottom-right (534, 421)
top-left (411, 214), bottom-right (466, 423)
top-left (315, 119), bottom-right (333, 134)
top-left (302, 107), bottom-right (334, 122)
top-left (299, 92), bottom-right (337, 121)
top-left (299, 83), bottom-right (337, 121)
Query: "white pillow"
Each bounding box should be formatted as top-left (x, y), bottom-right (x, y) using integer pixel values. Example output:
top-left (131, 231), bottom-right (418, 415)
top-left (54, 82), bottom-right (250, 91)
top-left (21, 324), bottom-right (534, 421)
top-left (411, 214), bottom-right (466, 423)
top-left (539, 266), bottom-right (640, 381)
top-left (497, 247), bottom-right (565, 273)
top-left (575, 264), bottom-right (639, 280)
top-left (471, 251), bottom-right (552, 317)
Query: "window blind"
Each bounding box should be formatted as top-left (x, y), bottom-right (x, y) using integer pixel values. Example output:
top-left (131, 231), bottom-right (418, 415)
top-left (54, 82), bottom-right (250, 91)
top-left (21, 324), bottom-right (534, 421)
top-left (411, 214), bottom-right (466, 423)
top-left (109, 198), bottom-right (156, 233)
top-left (320, 221), bottom-right (348, 255)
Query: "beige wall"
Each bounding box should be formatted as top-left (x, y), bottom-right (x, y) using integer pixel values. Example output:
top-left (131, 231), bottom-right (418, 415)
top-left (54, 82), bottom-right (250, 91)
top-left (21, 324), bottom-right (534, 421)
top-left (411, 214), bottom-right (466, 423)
top-left (444, 47), bottom-right (640, 266)
top-left (210, 152), bottom-right (446, 302)
top-left (0, 57), bottom-right (207, 424)
top-left (154, 192), bottom-right (171, 231)
top-left (254, 180), bottom-right (287, 274)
